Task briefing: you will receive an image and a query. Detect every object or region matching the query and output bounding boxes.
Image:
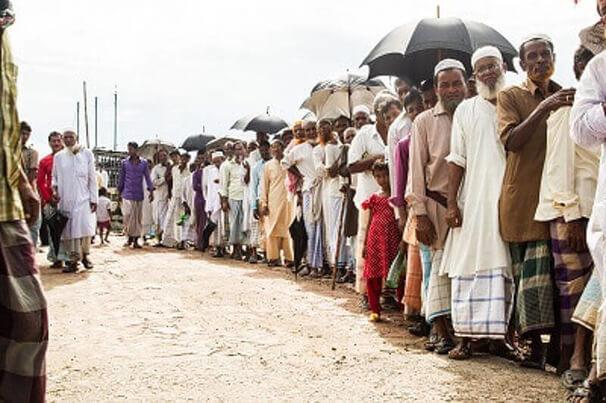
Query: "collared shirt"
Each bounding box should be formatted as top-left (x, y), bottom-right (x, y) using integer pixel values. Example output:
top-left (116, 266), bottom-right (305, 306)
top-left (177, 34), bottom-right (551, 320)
top-left (37, 153), bottom-right (54, 205)
top-left (497, 78), bottom-right (561, 242)
top-left (348, 123), bottom-right (386, 208)
top-left (22, 145), bottom-right (38, 173)
top-left (0, 34), bottom-right (24, 222)
top-left (571, 51), bottom-right (606, 238)
top-left (220, 159), bottom-right (245, 200)
top-left (250, 159), bottom-right (266, 210)
top-left (117, 157), bottom-right (154, 202)
top-left (535, 106), bottom-right (600, 223)
top-left (405, 103), bottom-right (452, 249)
top-left (281, 142), bottom-right (317, 192)
top-left (386, 112), bottom-right (412, 203)
top-left (151, 163), bottom-right (170, 201)
top-left (313, 142), bottom-right (342, 198)
top-left (171, 165), bottom-right (190, 201)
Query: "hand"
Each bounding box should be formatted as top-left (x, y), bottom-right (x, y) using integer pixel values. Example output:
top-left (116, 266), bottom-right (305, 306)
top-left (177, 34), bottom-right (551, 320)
top-left (90, 202), bottom-right (97, 213)
top-left (540, 88), bottom-right (576, 113)
top-left (149, 192), bottom-right (154, 203)
top-left (221, 199), bottom-right (230, 213)
top-left (415, 215), bottom-right (436, 246)
top-left (253, 209), bottom-right (260, 220)
top-left (51, 189), bottom-right (60, 204)
top-left (362, 247), bottom-right (367, 259)
top-left (445, 204), bottom-right (462, 228)
top-left (261, 206), bottom-right (269, 217)
top-left (19, 180), bottom-right (40, 227)
top-left (184, 205), bottom-right (191, 216)
top-left (243, 161), bottom-right (250, 171)
top-left (563, 220), bottom-right (587, 253)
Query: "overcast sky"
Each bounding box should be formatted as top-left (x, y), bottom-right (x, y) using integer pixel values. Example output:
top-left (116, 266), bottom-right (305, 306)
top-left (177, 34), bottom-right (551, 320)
top-left (9, 0), bottom-right (599, 153)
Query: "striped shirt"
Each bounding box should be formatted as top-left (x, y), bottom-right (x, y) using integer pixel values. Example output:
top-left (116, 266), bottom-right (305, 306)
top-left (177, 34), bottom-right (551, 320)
top-left (0, 32), bottom-right (23, 223)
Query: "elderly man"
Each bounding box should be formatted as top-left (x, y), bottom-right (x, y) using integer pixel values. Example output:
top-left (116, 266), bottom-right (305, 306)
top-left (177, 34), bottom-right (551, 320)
top-left (352, 105), bottom-right (371, 130)
top-left (497, 34), bottom-right (571, 369)
top-left (151, 149), bottom-right (171, 245)
top-left (439, 47), bottom-right (513, 360)
top-left (349, 92), bottom-right (395, 305)
top-left (0, 9), bottom-right (48, 400)
top-left (117, 142), bottom-right (154, 249)
top-left (51, 130), bottom-right (97, 273)
top-left (282, 120), bottom-right (323, 277)
top-left (406, 59), bottom-right (468, 354)
top-left (221, 142), bottom-right (247, 259)
top-left (260, 140), bottom-right (294, 266)
top-left (161, 151), bottom-right (188, 247)
top-left (204, 151), bottom-right (226, 257)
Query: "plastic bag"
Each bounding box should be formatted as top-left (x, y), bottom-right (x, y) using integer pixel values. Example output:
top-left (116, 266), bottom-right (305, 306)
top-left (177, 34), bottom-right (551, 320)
top-left (386, 251), bottom-right (406, 289)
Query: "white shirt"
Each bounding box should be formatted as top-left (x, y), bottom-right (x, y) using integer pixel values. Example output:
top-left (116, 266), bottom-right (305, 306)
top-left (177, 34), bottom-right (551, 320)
top-left (204, 165), bottom-right (222, 215)
top-left (97, 196), bottom-right (112, 222)
top-left (281, 142), bottom-right (317, 192)
top-left (52, 148), bottom-right (98, 240)
top-left (313, 142), bottom-right (342, 198)
top-left (99, 170), bottom-right (109, 188)
top-left (348, 123), bottom-right (386, 208)
top-left (440, 96), bottom-right (511, 277)
top-left (171, 166), bottom-right (189, 201)
top-left (151, 164), bottom-right (170, 201)
top-left (535, 107), bottom-right (600, 222)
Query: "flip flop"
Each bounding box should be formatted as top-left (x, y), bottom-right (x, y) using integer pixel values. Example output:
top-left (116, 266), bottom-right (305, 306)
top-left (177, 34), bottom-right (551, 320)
top-left (448, 343), bottom-right (472, 360)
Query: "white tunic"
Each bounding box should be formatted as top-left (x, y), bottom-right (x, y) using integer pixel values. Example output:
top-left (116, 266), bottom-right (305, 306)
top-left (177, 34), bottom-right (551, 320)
top-left (52, 148), bottom-right (98, 240)
top-left (440, 96), bottom-right (511, 278)
top-left (204, 165), bottom-right (222, 220)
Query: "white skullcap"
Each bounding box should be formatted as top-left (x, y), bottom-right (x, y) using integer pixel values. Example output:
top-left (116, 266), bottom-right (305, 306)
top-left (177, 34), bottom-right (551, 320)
top-left (471, 46), bottom-right (503, 69)
top-left (352, 105), bottom-right (370, 116)
top-left (212, 151), bottom-right (224, 159)
top-left (434, 58), bottom-right (466, 78)
top-left (520, 33), bottom-right (553, 47)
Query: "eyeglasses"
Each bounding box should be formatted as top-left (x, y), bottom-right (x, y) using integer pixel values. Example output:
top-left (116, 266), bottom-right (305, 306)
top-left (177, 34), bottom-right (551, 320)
top-left (476, 63), bottom-right (500, 75)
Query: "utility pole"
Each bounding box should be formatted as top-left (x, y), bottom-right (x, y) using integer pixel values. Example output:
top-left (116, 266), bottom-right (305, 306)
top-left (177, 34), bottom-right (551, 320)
top-left (113, 86), bottom-right (118, 151)
top-left (83, 81), bottom-right (90, 149)
top-left (94, 96), bottom-right (98, 149)
top-left (437, 4), bottom-right (441, 18)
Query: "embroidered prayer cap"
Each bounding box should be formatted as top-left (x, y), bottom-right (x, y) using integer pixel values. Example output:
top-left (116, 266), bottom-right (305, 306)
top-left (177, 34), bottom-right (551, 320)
top-left (352, 105), bottom-right (371, 116)
top-left (520, 33), bottom-right (553, 49)
top-left (211, 151), bottom-right (224, 159)
top-left (433, 58), bottom-right (466, 78)
top-left (471, 46), bottom-right (503, 69)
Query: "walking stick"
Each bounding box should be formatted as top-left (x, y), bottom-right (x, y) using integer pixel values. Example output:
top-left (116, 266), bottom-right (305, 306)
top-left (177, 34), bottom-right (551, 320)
top-left (331, 193), bottom-right (347, 290)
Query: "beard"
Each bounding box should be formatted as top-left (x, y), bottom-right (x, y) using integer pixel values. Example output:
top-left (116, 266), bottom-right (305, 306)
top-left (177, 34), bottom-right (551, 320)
top-left (527, 64), bottom-right (555, 83)
top-left (439, 96), bottom-right (464, 115)
top-left (476, 74), bottom-right (506, 101)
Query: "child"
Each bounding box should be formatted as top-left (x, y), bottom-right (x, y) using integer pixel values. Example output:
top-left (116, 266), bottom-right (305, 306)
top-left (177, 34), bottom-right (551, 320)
top-left (362, 161), bottom-right (402, 322)
top-left (97, 187), bottom-right (112, 244)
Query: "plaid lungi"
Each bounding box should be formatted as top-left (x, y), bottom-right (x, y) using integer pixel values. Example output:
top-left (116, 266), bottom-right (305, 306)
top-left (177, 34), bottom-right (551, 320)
top-left (248, 213), bottom-right (260, 248)
top-left (121, 199), bottom-right (143, 238)
top-left (228, 199), bottom-right (245, 245)
top-left (0, 220), bottom-right (48, 402)
top-left (510, 241), bottom-right (555, 335)
top-left (421, 248), bottom-right (450, 322)
top-left (572, 271), bottom-right (601, 331)
top-left (403, 243), bottom-right (423, 312)
top-left (550, 219), bottom-right (593, 347)
top-left (451, 269), bottom-right (514, 339)
top-left (303, 191), bottom-right (324, 270)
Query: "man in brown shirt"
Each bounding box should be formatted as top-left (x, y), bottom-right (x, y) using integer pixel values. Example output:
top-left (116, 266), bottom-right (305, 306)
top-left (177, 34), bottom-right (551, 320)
top-left (20, 121), bottom-right (41, 245)
top-left (497, 33), bottom-right (574, 369)
top-left (406, 58), bottom-right (467, 354)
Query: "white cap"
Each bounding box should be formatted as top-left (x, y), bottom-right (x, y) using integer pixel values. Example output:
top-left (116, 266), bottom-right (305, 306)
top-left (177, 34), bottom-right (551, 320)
top-left (471, 46), bottom-right (503, 69)
top-left (434, 58), bottom-right (466, 78)
top-left (211, 151), bottom-right (224, 159)
top-left (352, 105), bottom-right (371, 116)
top-left (520, 33), bottom-right (553, 48)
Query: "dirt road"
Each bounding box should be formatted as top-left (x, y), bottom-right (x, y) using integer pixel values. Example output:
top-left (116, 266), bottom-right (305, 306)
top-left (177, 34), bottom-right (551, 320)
top-left (40, 238), bottom-right (563, 401)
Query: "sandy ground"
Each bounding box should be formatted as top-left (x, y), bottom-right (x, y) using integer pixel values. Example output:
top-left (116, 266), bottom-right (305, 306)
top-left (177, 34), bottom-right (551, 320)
top-left (39, 236), bottom-right (565, 402)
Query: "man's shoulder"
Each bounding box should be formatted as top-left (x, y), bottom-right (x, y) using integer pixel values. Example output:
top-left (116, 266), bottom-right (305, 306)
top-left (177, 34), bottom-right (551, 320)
top-left (412, 109), bottom-right (434, 127)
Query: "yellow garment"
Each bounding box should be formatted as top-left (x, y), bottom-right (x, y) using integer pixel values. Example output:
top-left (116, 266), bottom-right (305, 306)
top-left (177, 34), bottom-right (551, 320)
top-left (260, 159), bottom-right (293, 239)
top-left (0, 32), bottom-right (24, 222)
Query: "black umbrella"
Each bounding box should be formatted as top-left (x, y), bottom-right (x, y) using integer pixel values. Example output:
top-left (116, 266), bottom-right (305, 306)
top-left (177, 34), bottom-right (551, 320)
top-left (46, 208), bottom-right (69, 254)
top-left (230, 112), bottom-right (288, 135)
top-left (181, 134), bottom-right (215, 152)
top-left (361, 17), bottom-right (517, 84)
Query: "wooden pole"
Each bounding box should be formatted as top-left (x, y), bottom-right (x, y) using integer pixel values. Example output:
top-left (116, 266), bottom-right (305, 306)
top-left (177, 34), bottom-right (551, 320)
top-left (437, 4), bottom-right (440, 18)
top-left (76, 101), bottom-right (80, 137)
top-left (94, 96), bottom-right (98, 149)
top-left (331, 195), bottom-right (347, 290)
top-left (83, 81), bottom-right (90, 149)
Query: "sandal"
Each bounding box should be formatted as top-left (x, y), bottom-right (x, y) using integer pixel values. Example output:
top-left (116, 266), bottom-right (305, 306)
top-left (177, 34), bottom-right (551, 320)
top-left (562, 369), bottom-right (589, 391)
top-left (448, 343), bottom-right (472, 360)
top-left (424, 333), bottom-right (439, 352)
top-left (434, 338), bottom-right (456, 355)
top-left (567, 379), bottom-right (603, 402)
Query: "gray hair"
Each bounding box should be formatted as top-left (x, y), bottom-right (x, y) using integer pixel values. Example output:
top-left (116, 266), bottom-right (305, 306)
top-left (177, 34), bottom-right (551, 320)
top-left (373, 90), bottom-right (399, 113)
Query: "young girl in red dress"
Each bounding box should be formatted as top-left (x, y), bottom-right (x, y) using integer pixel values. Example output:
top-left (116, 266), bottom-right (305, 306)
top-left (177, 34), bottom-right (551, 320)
top-left (362, 161), bottom-right (402, 322)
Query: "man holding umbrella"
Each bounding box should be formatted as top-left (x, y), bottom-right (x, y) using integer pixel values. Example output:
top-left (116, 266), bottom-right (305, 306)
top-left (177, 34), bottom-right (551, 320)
top-left (117, 142), bottom-right (155, 249)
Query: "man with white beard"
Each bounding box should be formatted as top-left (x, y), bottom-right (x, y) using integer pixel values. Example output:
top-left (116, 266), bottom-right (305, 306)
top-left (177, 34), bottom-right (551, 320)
top-left (440, 47), bottom-right (513, 360)
top-left (51, 130), bottom-right (98, 273)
